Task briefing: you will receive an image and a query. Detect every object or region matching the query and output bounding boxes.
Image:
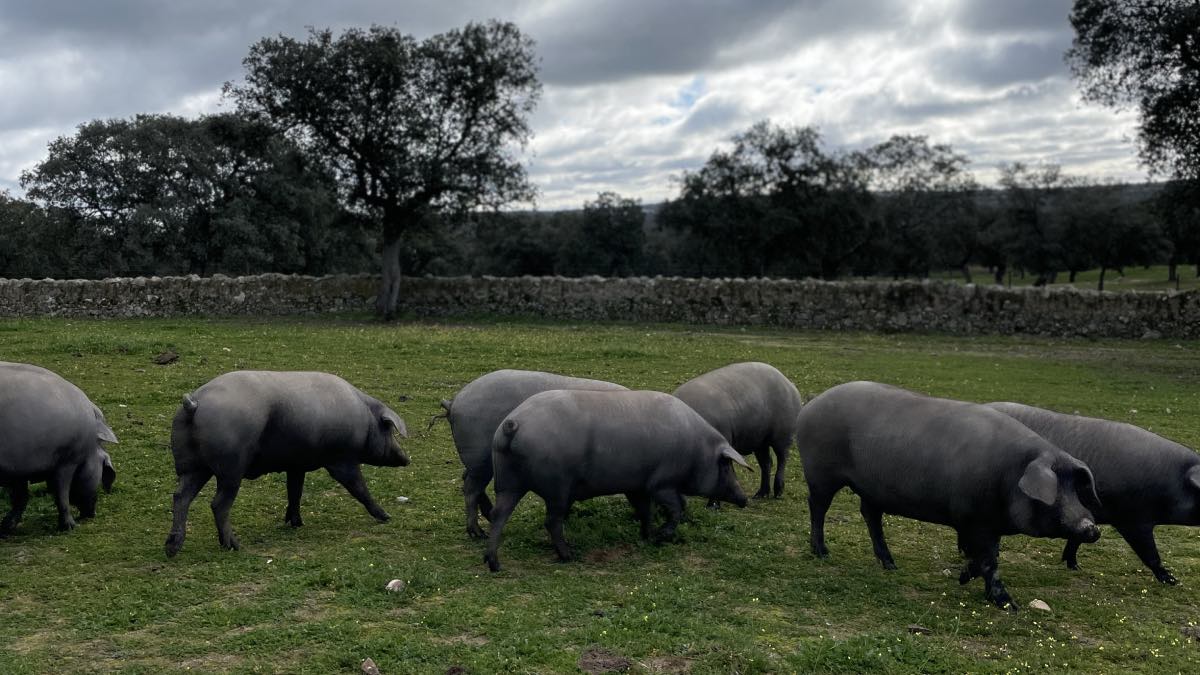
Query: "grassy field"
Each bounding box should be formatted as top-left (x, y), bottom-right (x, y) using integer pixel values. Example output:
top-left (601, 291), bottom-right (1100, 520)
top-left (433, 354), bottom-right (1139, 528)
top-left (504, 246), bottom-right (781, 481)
top-left (929, 264), bottom-right (1200, 292)
top-left (1, 315), bottom-right (1199, 674)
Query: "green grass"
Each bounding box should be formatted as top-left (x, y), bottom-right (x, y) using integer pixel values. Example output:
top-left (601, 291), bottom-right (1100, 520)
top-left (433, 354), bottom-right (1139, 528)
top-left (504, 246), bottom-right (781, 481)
top-left (2, 315), bottom-right (1199, 673)
top-left (929, 264), bottom-right (1200, 292)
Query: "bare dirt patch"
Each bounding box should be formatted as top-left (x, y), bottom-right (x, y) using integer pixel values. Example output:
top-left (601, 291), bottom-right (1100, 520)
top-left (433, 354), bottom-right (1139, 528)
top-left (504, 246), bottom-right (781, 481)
top-left (432, 633), bottom-right (490, 647)
top-left (578, 646), bottom-right (632, 673)
top-left (585, 543), bottom-right (635, 564)
top-left (640, 655), bottom-right (693, 673)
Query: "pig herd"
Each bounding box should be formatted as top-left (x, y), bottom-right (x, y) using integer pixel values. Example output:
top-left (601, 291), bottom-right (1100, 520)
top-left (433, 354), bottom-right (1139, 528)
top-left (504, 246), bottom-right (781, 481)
top-left (2, 359), bottom-right (1198, 612)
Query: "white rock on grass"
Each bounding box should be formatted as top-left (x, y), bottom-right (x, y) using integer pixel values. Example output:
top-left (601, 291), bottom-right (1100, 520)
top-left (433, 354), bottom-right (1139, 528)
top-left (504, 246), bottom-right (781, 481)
top-left (385, 579), bottom-right (406, 593)
top-left (1029, 599), bottom-right (1052, 612)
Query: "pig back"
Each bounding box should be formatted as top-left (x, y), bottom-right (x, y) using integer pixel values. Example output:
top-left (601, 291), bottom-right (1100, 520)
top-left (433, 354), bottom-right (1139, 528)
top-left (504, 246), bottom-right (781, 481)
top-left (987, 402), bottom-right (1198, 518)
top-left (800, 382), bottom-right (1040, 526)
top-left (497, 389), bottom-right (720, 497)
top-left (190, 371), bottom-right (375, 456)
top-left (673, 362), bottom-right (799, 448)
top-left (0, 362), bottom-right (96, 476)
top-left (450, 370), bottom-right (627, 474)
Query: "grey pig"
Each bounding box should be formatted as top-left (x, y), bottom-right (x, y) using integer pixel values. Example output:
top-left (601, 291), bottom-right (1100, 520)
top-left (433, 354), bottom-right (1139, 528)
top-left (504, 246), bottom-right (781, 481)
top-left (483, 389), bottom-right (751, 572)
top-left (165, 370), bottom-right (409, 557)
top-left (673, 362), bottom-right (801, 500)
top-left (988, 401), bottom-right (1200, 584)
top-left (0, 362), bottom-right (117, 536)
top-left (434, 369), bottom-right (626, 539)
top-left (799, 381), bottom-right (1101, 610)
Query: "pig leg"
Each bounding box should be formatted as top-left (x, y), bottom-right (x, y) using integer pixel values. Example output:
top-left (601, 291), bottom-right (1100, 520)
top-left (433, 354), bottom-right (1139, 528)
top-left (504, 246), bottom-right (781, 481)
top-left (543, 496), bottom-right (572, 562)
top-left (327, 463), bottom-right (389, 522)
top-left (484, 489), bottom-right (526, 572)
top-left (478, 493), bottom-right (494, 521)
top-left (463, 469), bottom-right (490, 538)
top-left (753, 448), bottom-right (772, 499)
top-left (627, 492), bottom-right (654, 540)
top-left (859, 499), bottom-right (896, 569)
top-left (808, 484), bottom-right (837, 558)
top-left (210, 475), bottom-right (243, 551)
top-left (284, 470), bottom-right (305, 527)
top-left (0, 481), bottom-right (30, 537)
top-left (956, 529), bottom-right (982, 583)
top-left (1061, 538), bottom-right (1082, 570)
top-left (961, 533), bottom-right (1015, 611)
top-left (770, 434), bottom-right (790, 498)
top-left (1115, 523), bottom-right (1176, 585)
top-left (49, 464), bottom-right (78, 531)
top-left (165, 469), bottom-right (212, 557)
top-left (651, 489), bottom-right (686, 543)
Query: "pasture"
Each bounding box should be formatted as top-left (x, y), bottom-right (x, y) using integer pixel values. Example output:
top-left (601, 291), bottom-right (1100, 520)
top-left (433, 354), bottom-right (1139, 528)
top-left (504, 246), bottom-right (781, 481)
top-left (1, 315), bottom-right (1199, 673)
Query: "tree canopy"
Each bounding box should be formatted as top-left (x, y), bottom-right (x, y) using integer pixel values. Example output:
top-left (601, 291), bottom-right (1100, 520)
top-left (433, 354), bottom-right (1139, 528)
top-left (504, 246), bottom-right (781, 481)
top-left (18, 113), bottom-right (359, 277)
top-left (1067, 0), bottom-right (1200, 180)
top-left (659, 121), bottom-right (874, 280)
top-left (226, 21), bottom-right (541, 317)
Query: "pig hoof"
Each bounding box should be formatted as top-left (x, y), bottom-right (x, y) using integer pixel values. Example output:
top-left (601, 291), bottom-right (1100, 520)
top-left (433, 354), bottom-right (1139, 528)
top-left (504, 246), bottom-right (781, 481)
top-left (753, 491), bottom-right (769, 499)
top-left (990, 592), bottom-right (1016, 611)
top-left (1155, 570), bottom-right (1178, 585)
top-left (285, 515), bottom-right (304, 527)
top-left (58, 518), bottom-right (77, 531)
top-left (484, 554), bottom-right (501, 572)
top-left (467, 526), bottom-right (488, 539)
top-left (372, 511), bottom-right (391, 523)
top-left (882, 560), bottom-right (897, 571)
top-left (220, 536), bottom-right (240, 551)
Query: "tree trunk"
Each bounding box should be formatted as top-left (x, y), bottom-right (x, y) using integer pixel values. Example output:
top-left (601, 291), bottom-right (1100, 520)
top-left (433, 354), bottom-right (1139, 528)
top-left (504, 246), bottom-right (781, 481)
top-left (1168, 260), bottom-right (1177, 282)
top-left (960, 265), bottom-right (973, 284)
top-left (1098, 267), bottom-right (1106, 291)
top-left (1069, 269), bottom-right (1077, 283)
top-left (376, 236), bottom-right (403, 319)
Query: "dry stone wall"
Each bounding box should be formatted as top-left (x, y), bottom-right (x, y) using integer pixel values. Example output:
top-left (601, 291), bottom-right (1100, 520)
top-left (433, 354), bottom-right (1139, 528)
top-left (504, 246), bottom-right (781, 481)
top-left (1, 273), bottom-right (1198, 339)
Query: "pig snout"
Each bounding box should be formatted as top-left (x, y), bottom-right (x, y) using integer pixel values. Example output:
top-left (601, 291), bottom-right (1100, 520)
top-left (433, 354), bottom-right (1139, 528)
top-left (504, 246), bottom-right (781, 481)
top-left (387, 443), bottom-right (411, 467)
top-left (1073, 518), bottom-right (1100, 543)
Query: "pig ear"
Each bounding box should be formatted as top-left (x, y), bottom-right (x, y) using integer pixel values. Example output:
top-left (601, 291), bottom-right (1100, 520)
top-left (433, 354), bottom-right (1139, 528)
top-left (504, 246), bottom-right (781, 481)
top-left (381, 409), bottom-right (408, 438)
top-left (1186, 465), bottom-right (1200, 493)
top-left (1018, 462), bottom-right (1058, 506)
top-left (100, 450), bottom-right (116, 493)
top-left (719, 445), bottom-right (751, 470)
top-left (1073, 464), bottom-right (1102, 513)
top-left (93, 406), bottom-right (118, 444)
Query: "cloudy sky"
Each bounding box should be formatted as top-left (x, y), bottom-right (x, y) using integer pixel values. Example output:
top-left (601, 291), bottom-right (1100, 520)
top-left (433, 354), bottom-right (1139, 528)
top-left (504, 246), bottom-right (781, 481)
top-left (0, 0), bottom-right (1145, 209)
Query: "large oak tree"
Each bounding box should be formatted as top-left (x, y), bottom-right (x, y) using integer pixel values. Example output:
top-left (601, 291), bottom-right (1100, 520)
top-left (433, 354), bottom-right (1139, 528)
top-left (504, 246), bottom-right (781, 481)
top-left (226, 21), bottom-right (541, 317)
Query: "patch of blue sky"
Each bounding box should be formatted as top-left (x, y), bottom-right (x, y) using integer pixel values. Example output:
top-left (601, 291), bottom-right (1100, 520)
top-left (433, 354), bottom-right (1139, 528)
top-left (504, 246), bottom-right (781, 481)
top-left (671, 75), bottom-right (706, 109)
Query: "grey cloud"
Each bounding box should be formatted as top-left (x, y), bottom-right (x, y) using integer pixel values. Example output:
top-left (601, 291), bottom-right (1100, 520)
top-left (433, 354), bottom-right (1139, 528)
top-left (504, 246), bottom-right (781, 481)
top-left (528, 0), bottom-right (909, 86)
top-left (678, 97), bottom-right (745, 134)
top-left (930, 39), bottom-right (1068, 89)
top-left (949, 0), bottom-right (1072, 34)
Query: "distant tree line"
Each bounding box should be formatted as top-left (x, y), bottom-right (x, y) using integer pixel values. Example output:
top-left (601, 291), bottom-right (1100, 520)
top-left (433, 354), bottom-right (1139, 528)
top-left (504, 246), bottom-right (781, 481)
top-left (3, 116), bottom-right (1196, 291)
